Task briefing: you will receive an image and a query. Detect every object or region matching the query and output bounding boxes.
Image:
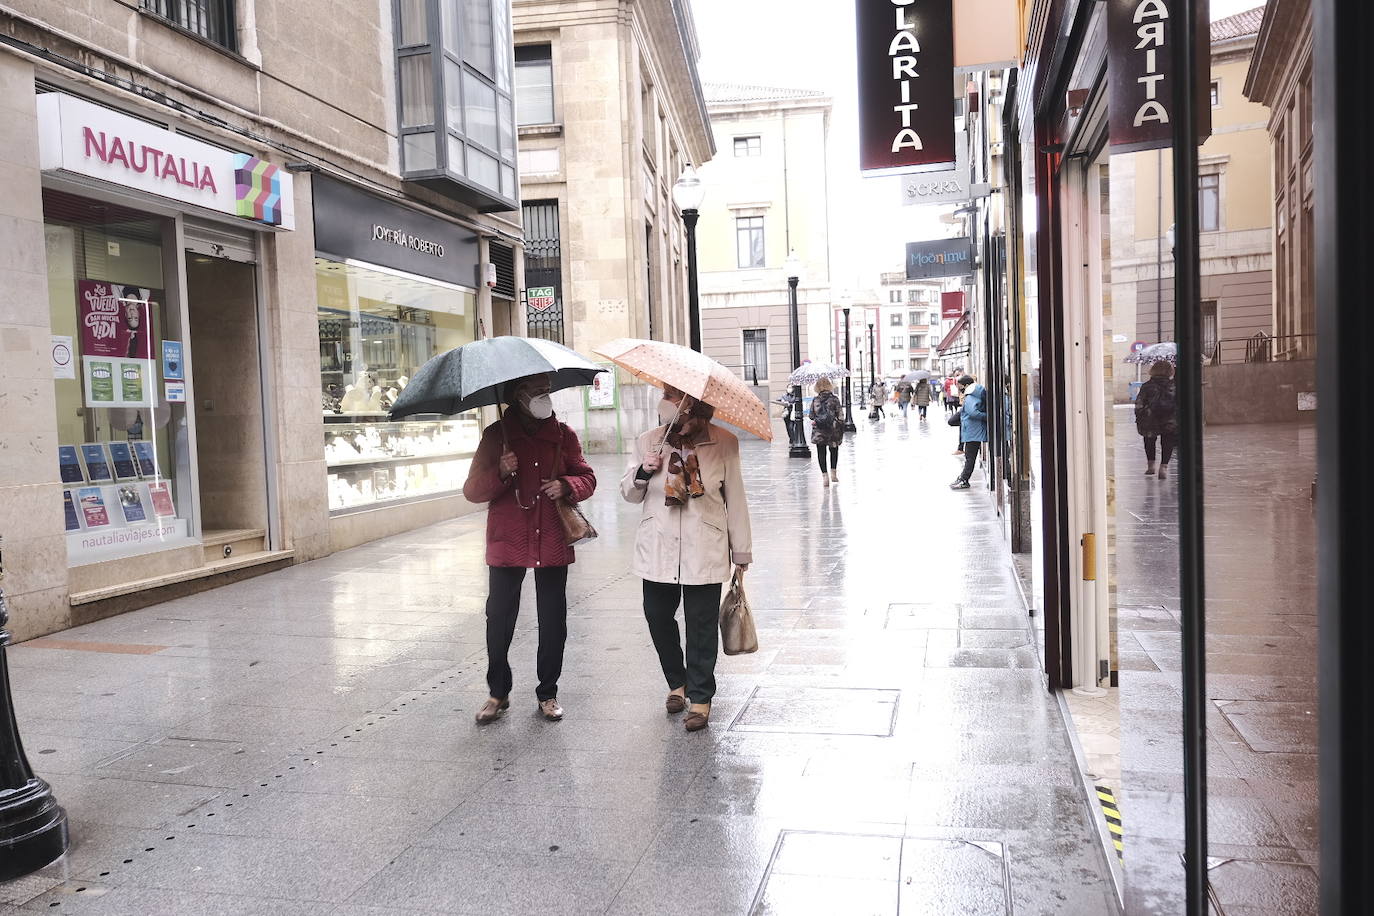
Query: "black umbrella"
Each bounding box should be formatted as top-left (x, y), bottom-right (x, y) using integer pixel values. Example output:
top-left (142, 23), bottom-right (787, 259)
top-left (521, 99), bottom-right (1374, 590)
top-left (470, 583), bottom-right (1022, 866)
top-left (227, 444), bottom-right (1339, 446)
top-left (388, 336), bottom-right (605, 420)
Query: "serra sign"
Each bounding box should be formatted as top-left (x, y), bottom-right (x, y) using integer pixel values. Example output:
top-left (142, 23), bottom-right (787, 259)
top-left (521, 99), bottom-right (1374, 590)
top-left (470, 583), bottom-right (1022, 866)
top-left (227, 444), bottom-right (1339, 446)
top-left (856, 0), bottom-right (956, 173)
top-left (1107, 0), bottom-right (1212, 152)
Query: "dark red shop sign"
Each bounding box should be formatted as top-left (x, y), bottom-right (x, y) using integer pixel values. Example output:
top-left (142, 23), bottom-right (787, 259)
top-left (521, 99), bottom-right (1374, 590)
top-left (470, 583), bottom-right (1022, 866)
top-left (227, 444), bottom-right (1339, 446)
top-left (856, 0), bottom-right (957, 174)
top-left (941, 290), bottom-right (965, 320)
top-left (1107, 0), bottom-right (1212, 152)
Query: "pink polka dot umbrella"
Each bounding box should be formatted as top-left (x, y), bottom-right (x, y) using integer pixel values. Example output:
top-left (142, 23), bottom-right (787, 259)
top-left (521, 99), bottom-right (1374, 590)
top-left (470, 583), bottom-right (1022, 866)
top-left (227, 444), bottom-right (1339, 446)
top-left (594, 338), bottom-right (773, 441)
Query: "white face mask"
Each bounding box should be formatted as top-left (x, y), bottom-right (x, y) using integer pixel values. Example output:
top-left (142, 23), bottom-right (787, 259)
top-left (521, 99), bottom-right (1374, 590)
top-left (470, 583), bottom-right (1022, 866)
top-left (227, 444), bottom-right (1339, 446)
top-left (658, 397), bottom-right (681, 425)
top-left (522, 393), bottom-right (554, 420)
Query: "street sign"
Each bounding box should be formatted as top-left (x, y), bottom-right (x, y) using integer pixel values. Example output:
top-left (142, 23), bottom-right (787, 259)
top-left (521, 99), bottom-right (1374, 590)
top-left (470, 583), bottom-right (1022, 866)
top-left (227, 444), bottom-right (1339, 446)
top-left (1132, 341), bottom-right (1147, 353)
top-left (527, 286), bottom-right (556, 312)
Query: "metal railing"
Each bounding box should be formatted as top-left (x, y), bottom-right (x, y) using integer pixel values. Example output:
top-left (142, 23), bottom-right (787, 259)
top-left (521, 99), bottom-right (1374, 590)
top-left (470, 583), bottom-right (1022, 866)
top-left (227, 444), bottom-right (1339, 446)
top-left (1206, 333), bottom-right (1316, 366)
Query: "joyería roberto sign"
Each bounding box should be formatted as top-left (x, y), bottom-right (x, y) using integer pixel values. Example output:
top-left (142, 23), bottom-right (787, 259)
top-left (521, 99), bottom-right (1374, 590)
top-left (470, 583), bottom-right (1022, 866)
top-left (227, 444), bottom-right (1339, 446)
top-left (38, 93), bottom-right (295, 229)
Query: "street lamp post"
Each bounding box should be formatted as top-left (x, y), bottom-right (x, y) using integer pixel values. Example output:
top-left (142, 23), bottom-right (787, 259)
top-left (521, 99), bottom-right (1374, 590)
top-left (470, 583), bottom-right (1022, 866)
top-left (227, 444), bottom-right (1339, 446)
top-left (0, 538), bottom-right (69, 880)
top-left (785, 252), bottom-right (810, 458)
top-left (867, 322), bottom-right (876, 407)
top-left (673, 166), bottom-right (705, 351)
top-left (842, 307), bottom-right (857, 432)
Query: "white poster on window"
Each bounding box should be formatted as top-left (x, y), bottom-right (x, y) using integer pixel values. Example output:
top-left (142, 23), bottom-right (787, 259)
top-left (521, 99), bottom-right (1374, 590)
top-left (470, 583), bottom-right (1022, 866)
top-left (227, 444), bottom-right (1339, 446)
top-left (52, 335), bottom-right (75, 379)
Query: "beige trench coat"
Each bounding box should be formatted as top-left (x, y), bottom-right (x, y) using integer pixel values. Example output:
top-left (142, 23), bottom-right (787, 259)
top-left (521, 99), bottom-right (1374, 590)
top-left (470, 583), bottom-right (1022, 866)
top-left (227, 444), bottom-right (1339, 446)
top-left (620, 423), bottom-right (753, 586)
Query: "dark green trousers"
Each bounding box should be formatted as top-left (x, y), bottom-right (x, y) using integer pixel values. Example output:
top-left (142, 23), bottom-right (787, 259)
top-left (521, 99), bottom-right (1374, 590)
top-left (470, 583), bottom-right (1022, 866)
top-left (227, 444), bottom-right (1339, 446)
top-left (643, 580), bottom-right (724, 705)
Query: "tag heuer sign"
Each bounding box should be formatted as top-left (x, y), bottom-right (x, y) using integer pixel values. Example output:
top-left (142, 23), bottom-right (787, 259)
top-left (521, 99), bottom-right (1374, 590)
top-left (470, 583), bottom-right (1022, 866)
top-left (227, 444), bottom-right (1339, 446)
top-left (528, 287), bottom-right (556, 312)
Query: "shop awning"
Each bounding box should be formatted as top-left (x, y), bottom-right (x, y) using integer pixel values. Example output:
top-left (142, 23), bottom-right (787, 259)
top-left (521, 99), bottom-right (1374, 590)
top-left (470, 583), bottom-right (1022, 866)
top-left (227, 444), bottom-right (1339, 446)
top-left (936, 313), bottom-right (970, 354)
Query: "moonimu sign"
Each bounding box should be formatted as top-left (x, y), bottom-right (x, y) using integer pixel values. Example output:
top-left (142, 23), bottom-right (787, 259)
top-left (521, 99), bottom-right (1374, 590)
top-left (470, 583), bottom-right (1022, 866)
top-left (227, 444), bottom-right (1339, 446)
top-left (856, 0), bottom-right (956, 173)
top-left (1107, 0), bottom-right (1212, 152)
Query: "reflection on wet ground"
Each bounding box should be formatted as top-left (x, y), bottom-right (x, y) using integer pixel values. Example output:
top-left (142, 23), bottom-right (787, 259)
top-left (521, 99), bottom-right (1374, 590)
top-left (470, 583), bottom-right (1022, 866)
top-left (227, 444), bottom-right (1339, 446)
top-left (1, 415), bottom-right (1116, 914)
top-left (1115, 421), bottom-right (1318, 915)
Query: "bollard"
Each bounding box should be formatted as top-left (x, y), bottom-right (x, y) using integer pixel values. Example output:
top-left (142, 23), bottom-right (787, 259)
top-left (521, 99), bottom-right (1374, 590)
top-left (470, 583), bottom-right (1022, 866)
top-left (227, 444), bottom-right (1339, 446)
top-left (0, 537), bottom-right (69, 880)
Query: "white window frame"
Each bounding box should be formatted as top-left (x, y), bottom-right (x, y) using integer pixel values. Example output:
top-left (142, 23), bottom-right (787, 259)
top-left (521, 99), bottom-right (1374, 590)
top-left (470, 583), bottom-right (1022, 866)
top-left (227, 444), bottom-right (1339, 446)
top-left (741, 327), bottom-right (768, 382)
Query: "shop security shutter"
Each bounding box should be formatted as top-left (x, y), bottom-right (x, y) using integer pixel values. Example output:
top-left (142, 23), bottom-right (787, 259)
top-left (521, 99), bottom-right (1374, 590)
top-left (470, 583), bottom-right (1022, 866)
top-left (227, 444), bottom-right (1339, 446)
top-left (184, 219), bottom-right (257, 263)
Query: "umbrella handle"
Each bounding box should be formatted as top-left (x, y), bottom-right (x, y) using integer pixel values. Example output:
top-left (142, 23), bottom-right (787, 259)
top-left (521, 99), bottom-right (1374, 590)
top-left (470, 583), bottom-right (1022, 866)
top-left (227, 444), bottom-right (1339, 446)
top-left (655, 399), bottom-right (682, 455)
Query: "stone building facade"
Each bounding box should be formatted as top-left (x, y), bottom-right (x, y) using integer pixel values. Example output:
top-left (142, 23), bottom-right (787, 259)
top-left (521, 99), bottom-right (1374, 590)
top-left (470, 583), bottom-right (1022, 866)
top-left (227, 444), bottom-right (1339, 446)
top-left (1245, 0), bottom-right (1314, 361)
top-left (0, 1), bottom-right (524, 640)
top-left (512, 0), bottom-right (713, 450)
top-left (694, 83), bottom-right (832, 408)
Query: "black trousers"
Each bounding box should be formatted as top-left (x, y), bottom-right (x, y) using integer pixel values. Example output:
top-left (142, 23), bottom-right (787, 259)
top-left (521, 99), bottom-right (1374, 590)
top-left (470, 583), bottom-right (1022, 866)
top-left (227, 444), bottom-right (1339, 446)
top-left (958, 440), bottom-right (983, 484)
top-left (485, 565), bottom-right (568, 701)
top-left (918, 404), bottom-right (928, 418)
top-left (816, 445), bottom-right (839, 473)
top-left (643, 580), bottom-right (724, 705)
top-left (1143, 433), bottom-right (1177, 464)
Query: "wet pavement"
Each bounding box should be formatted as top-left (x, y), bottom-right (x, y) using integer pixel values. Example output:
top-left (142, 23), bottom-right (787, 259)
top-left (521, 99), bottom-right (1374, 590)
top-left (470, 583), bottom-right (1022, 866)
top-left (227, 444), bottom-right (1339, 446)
top-left (1113, 420), bottom-right (1319, 914)
top-left (1, 414), bottom-right (1117, 915)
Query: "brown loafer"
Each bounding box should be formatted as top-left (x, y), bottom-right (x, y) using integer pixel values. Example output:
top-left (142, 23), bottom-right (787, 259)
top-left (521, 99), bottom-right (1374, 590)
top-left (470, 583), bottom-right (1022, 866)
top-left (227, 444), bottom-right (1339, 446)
top-left (539, 698), bottom-right (564, 721)
top-left (475, 697), bottom-right (509, 724)
top-left (665, 692), bottom-right (687, 715)
top-left (684, 703), bottom-right (710, 732)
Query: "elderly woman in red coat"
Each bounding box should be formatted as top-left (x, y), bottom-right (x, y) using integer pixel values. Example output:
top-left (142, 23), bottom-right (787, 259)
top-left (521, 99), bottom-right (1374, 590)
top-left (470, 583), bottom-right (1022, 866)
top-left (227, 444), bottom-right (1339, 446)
top-left (463, 373), bottom-right (596, 724)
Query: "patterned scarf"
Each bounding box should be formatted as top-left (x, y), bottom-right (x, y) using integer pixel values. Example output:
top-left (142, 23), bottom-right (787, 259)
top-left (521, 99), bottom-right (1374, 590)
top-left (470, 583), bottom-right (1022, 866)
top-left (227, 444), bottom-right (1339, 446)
top-left (663, 428), bottom-right (705, 506)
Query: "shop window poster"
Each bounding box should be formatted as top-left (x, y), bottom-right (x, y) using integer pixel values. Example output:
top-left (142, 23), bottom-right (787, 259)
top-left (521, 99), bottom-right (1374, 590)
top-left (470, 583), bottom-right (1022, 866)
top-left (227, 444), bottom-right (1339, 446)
top-left (117, 484), bottom-right (148, 524)
top-left (77, 486), bottom-right (111, 528)
top-left (120, 362), bottom-right (147, 404)
top-left (80, 443), bottom-right (113, 482)
top-left (147, 481), bottom-right (176, 518)
top-left (63, 489), bottom-right (82, 532)
top-left (58, 445), bottom-right (84, 484)
top-left (132, 441), bottom-right (158, 477)
top-left (108, 441), bottom-right (138, 480)
top-left (83, 357), bottom-right (155, 408)
top-left (78, 280), bottom-right (156, 359)
top-left (85, 358), bottom-right (116, 405)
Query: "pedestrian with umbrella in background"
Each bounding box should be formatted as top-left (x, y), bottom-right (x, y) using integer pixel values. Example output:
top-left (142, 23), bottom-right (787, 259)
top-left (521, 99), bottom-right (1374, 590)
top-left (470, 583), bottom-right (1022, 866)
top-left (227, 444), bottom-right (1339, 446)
top-left (809, 377), bottom-right (846, 487)
top-left (389, 336), bottom-right (602, 725)
top-left (911, 375), bottom-right (933, 420)
top-left (598, 339), bottom-right (761, 733)
top-left (1124, 343), bottom-right (1179, 479)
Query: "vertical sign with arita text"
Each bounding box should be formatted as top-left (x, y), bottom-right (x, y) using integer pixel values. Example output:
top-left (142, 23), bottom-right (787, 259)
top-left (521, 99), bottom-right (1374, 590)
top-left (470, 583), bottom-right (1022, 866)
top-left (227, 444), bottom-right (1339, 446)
top-left (856, 0), bottom-right (957, 174)
top-left (1107, 0), bottom-right (1212, 152)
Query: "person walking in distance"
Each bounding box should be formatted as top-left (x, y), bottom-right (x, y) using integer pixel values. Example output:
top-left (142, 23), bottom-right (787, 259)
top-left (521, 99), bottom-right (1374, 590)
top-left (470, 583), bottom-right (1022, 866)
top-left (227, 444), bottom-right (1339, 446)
top-left (622, 387), bottom-right (753, 732)
top-left (913, 378), bottom-right (932, 419)
top-left (1135, 361), bottom-right (1178, 479)
top-left (950, 375), bottom-right (989, 490)
top-left (464, 374), bottom-right (597, 724)
top-left (869, 379), bottom-right (888, 418)
top-left (809, 378), bottom-right (845, 487)
top-left (943, 375), bottom-right (960, 414)
top-left (896, 382), bottom-right (913, 418)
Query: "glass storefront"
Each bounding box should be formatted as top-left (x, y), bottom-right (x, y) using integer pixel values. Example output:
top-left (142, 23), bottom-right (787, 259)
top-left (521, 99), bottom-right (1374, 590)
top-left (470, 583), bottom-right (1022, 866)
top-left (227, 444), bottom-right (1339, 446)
top-left (314, 258), bottom-right (481, 512)
top-left (44, 189), bottom-right (195, 564)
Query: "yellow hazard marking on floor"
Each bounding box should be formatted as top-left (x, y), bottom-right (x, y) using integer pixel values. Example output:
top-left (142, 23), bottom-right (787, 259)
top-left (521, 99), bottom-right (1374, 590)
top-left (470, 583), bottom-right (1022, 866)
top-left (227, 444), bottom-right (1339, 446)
top-left (1095, 785), bottom-right (1124, 861)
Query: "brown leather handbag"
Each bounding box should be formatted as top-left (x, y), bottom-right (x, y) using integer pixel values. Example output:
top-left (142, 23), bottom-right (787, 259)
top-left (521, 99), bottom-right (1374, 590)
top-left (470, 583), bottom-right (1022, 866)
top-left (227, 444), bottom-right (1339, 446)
top-left (553, 435), bottom-right (598, 547)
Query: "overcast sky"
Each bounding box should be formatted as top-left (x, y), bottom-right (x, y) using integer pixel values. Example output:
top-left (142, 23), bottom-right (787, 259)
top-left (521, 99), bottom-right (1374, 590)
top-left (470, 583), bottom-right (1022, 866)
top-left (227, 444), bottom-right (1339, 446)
top-left (690, 0), bottom-right (1268, 294)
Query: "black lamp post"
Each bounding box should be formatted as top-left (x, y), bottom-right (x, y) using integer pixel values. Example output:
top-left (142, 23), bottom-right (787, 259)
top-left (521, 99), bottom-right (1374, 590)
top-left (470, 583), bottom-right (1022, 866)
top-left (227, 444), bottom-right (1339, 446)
top-left (867, 322), bottom-right (877, 407)
top-left (785, 252), bottom-right (810, 458)
top-left (673, 165), bottom-right (705, 351)
top-left (0, 538), bottom-right (69, 880)
top-left (842, 306), bottom-right (857, 432)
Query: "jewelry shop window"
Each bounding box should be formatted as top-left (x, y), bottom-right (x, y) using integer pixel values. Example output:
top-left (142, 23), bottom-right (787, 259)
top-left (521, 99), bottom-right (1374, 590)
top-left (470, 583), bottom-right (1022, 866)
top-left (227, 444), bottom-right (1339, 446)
top-left (316, 258), bottom-right (481, 513)
top-left (44, 189), bottom-right (195, 564)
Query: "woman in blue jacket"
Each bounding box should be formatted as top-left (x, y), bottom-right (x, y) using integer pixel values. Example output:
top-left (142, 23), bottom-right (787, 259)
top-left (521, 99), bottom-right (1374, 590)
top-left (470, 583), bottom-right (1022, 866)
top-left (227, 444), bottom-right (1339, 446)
top-left (950, 375), bottom-right (988, 490)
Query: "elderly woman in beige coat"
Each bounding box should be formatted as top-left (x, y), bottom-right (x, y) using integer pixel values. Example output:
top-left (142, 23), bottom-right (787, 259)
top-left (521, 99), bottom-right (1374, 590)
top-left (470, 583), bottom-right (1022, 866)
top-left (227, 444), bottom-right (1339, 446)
top-left (621, 385), bottom-right (753, 732)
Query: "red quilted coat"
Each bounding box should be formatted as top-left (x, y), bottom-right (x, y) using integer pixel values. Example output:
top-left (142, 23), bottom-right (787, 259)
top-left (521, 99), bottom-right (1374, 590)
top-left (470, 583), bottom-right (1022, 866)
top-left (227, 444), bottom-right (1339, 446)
top-left (462, 414), bottom-right (597, 568)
